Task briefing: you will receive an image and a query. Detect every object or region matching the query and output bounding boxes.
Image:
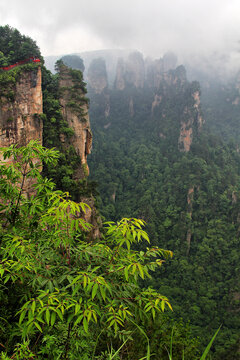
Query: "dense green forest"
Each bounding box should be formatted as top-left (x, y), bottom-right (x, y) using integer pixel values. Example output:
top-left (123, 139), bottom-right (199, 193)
top-left (88, 61), bottom-right (240, 359)
top-left (0, 25), bottom-right (240, 359)
top-left (201, 78), bottom-right (240, 143)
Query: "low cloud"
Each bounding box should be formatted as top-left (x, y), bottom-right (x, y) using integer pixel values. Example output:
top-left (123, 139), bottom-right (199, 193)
top-left (1, 0), bottom-right (240, 75)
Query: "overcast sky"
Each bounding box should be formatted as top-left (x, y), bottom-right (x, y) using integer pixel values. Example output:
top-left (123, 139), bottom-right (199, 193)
top-left (1, 0), bottom-right (240, 73)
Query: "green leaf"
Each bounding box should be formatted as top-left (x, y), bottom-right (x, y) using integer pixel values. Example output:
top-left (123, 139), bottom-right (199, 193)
top-left (200, 326), bottom-right (221, 360)
top-left (138, 264), bottom-right (144, 279)
top-left (75, 303), bottom-right (81, 315)
top-left (99, 285), bottom-right (106, 301)
top-left (34, 321), bottom-right (42, 332)
top-left (151, 308), bottom-right (155, 320)
top-left (72, 284), bottom-right (81, 296)
top-left (45, 308), bottom-right (50, 325)
top-left (92, 283), bottom-right (98, 300)
top-left (124, 267), bottom-right (129, 281)
top-left (74, 314), bottom-right (83, 327)
top-left (160, 301), bottom-right (165, 312)
top-left (108, 319), bottom-right (116, 328)
top-left (19, 310), bottom-right (27, 324)
top-left (50, 311), bottom-right (56, 326)
top-left (56, 308), bottom-right (63, 321)
top-left (83, 317), bottom-right (89, 333)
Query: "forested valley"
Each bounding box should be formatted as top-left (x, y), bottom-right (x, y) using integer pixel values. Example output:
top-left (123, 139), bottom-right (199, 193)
top-left (0, 25), bottom-right (239, 359)
top-left (86, 54), bottom-right (240, 359)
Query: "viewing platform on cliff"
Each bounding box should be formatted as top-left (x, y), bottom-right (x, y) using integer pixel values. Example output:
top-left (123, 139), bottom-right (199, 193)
top-left (0, 57), bottom-right (41, 71)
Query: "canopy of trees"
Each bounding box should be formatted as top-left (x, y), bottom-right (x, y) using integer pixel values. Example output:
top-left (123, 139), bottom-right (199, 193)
top-left (0, 25), bottom-right (41, 66)
top-left (88, 72), bottom-right (240, 359)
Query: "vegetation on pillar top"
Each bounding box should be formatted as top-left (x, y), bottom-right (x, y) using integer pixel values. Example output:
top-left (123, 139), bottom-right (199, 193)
top-left (0, 25), bottom-right (42, 67)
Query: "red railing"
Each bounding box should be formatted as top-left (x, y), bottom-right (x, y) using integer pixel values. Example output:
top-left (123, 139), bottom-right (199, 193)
top-left (0, 57), bottom-right (41, 71)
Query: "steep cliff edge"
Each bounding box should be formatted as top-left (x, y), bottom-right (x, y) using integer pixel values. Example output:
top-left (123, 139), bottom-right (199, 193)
top-left (55, 62), bottom-right (100, 238)
top-left (0, 61), bottom-right (99, 236)
top-left (0, 65), bottom-right (42, 151)
top-left (178, 85), bottom-right (204, 152)
top-left (0, 64), bottom-right (43, 195)
top-left (58, 62), bottom-right (92, 179)
top-left (0, 53), bottom-right (99, 235)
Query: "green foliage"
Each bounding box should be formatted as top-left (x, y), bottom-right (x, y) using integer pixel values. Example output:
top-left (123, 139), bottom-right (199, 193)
top-left (0, 25), bottom-right (41, 66)
top-left (0, 63), bottom-right (40, 101)
top-left (88, 70), bottom-right (240, 358)
top-left (0, 141), bottom-right (174, 359)
top-left (0, 25), bottom-right (42, 104)
top-left (0, 51), bottom-right (8, 67)
top-left (1, 25), bottom-right (237, 358)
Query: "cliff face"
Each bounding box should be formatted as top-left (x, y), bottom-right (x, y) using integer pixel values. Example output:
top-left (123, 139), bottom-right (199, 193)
top-left (87, 51), bottom-right (204, 153)
top-left (178, 87), bottom-right (204, 152)
top-left (114, 51), bottom-right (177, 91)
top-left (87, 58), bottom-right (108, 94)
top-left (148, 67), bottom-right (203, 152)
top-left (115, 52), bottom-right (145, 90)
top-left (0, 66), bottom-right (43, 195)
top-left (87, 58), bottom-right (111, 119)
top-left (87, 51), bottom-right (180, 92)
top-left (115, 58), bottom-right (125, 91)
top-left (0, 64), bottom-right (92, 178)
top-left (178, 91), bottom-right (201, 152)
top-left (58, 64), bottom-right (92, 179)
top-left (0, 62), bottom-right (99, 236)
top-left (57, 64), bottom-right (100, 237)
top-left (0, 66), bottom-right (43, 152)
top-left (0, 63), bottom-right (93, 182)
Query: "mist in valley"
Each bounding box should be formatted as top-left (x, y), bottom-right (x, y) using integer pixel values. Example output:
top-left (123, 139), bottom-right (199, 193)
top-left (1, 0), bottom-right (240, 82)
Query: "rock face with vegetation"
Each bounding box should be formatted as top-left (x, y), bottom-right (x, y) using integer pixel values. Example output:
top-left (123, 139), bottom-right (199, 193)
top-left (56, 62), bottom-right (100, 237)
top-left (53, 51), bottom-right (202, 153)
top-left (88, 52), bottom-right (203, 153)
top-left (0, 65), bottom-right (43, 196)
top-left (0, 65), bottom-right (43, 152)
top-left (178, 85), bottom-right (204, 152)
top-left (58, 62), bottom-right (92, 178)
top-left (0, 23), bottom-right (43, 153)
top-left (0, 26), bottom-right (96, 218)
